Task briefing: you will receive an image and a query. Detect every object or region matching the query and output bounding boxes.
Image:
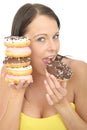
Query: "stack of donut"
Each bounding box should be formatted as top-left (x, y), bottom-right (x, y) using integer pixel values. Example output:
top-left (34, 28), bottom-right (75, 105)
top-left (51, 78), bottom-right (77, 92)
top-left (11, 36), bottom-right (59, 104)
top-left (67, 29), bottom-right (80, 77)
top-left (3, 36), bottom-right (32, 83)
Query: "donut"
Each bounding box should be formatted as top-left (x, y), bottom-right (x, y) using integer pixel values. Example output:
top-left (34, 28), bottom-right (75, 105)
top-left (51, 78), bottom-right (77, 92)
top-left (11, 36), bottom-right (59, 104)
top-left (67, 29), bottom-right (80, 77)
top-left (6, 65), bottom-right (32, 76)
top-left (5, 65), bottom-right (32, 83)
top-left (4, 36), bottom-right (31, 58)
top-left (46, 55), bottom-right (72, 81)
top-left (3, 57), bottom-right (31, 67)
top-left (4, 36), bottom-right (30, 47)
top-left (5, 74), bottom-right (33, 84)
top-left (3, 36), bottom-right (32, 83)
top-left (5, 47), bottom-right (31, 57)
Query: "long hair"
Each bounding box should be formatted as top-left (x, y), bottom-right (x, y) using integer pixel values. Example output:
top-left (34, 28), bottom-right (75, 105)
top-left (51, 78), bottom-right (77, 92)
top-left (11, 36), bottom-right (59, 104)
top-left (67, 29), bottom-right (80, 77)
top-left (11, 3), bottom-right (60, 36)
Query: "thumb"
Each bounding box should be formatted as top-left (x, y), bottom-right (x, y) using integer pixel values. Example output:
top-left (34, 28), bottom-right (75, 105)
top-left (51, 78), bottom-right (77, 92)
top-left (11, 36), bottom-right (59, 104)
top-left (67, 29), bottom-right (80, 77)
top-left (1, 65), bottom-right (7, 79)
top-left (61, 81), bottom-right (67, 88)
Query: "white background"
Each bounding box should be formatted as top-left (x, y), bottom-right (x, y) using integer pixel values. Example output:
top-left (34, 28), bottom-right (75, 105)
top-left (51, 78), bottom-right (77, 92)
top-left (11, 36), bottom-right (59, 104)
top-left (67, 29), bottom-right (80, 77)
top-left (0, 0), bottom-right (87, 70)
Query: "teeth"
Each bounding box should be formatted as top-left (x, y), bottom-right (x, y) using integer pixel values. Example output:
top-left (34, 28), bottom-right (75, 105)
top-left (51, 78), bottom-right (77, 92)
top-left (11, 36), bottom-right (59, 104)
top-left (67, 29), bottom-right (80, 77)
top-left (43, 55), bottom-right (56, 65)
top-left (47, 56), bottom-right (55, 61)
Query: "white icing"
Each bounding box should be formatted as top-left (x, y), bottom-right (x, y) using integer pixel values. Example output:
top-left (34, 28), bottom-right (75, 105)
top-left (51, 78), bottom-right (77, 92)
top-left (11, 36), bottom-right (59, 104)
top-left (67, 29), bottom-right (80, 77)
top-left (4, 36), bottom-right (30, 43)
top-left (7, 65), bottom-right (32, 71)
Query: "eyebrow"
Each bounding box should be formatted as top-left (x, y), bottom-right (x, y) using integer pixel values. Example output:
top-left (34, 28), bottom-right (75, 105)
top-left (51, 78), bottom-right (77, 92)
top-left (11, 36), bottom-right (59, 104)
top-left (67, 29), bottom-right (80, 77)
top-left (32, 31), bottom-right (59, 39)
top-left (32, 33), bottom-right (47, 39)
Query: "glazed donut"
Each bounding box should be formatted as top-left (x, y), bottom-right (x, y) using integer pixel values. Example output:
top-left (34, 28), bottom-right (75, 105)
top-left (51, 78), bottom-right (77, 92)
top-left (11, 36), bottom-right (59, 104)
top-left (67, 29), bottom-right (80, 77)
top-left (46, 55), bottom-right (72, 82)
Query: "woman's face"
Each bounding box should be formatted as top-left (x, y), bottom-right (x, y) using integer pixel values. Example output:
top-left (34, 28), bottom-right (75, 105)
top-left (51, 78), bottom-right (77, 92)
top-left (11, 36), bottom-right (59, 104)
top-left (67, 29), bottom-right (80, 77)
top-left (25, 15), bottom-right (60, 75)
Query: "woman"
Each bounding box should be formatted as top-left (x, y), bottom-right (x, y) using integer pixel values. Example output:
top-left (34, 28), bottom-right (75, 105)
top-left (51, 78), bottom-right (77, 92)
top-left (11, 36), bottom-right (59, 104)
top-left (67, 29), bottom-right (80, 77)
top-left (0, 3), bottom-right (87, 130)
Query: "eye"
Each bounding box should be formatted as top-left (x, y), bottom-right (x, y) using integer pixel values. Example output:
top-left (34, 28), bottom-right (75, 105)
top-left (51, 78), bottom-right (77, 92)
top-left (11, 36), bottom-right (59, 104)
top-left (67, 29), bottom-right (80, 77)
top-left (37, 37), bottom-right (45, 42)
top-left (53, 34), bottom-right (59, 40)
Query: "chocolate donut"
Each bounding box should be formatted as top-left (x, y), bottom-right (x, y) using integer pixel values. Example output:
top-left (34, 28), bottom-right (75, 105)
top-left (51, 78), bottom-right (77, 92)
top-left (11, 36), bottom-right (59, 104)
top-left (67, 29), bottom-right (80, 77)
top-left (46, 55), bottom-right (72, 81)
top-left (3, 57), bottom-right (31, 67)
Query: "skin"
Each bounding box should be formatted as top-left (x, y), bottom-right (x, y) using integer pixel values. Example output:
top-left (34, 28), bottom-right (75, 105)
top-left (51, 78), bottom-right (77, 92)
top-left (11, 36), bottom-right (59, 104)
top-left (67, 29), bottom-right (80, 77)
top-left (0, 15), bottom-right (87, 130)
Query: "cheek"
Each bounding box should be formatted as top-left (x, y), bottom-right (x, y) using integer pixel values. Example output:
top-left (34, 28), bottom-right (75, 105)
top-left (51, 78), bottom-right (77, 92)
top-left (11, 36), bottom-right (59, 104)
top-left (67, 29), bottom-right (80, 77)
top-left (31, 46), bottom-right (40, 58)
top-left (57, 41), bottom-right (60, 52)
top-left (30, 45), bottom-right (41, 64)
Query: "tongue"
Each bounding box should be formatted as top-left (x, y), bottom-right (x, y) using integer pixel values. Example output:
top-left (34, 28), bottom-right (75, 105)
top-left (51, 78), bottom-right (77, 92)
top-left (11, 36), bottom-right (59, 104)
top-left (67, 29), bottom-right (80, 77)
top-left (43, 58), bottom-right (52, 65)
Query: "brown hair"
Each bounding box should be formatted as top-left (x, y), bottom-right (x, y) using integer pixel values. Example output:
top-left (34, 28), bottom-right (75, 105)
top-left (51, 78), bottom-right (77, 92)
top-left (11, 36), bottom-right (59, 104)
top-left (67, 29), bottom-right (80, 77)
top-left (11, 3), bottom-right (60, 36)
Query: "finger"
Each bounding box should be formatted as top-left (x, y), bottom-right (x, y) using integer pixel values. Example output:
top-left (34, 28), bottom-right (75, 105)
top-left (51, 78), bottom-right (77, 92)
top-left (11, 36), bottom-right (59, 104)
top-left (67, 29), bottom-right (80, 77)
top-left (44, 80), bottom-right (59, 104)
top-left (45, 79), bottom-right (67, 103)
top-left (22, 79), bottom-right (33, 88)
top-left (46, 94), bottom-right (53, 105)
top-left (44, 78), bottom-right (61, 99)
top-left (17, 80), bottom-right (26, 89)
top-left (60, 82), bottom-right (67, 88)
top-left (8, 80), bottom-right (26, 89)
top-left (57, 86), bottom-right (67, 96)
top-left (44, 80), bottom-right (53, 95)
top-left (1, 67), bottom-right (7, 82)
top-left (49, 74), bottom-right (67, 95)
top-left (52, 87), bottom-right (63, 100)
top-left (45, 71), bottom-right (55, 89)
top-left (15, 79), bottom-right (32, 89)
top-left (45, 73), bottom-right (67, 104)
top-left (49, 74), bottom-right (61, 89)
top-left (48, 74), bottom-right (65, 96)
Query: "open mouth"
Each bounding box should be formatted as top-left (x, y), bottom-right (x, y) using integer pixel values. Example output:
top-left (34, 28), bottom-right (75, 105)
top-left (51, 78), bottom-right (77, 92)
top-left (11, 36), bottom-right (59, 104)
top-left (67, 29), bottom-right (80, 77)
top-left (42, 55), bottom-right (56, 65)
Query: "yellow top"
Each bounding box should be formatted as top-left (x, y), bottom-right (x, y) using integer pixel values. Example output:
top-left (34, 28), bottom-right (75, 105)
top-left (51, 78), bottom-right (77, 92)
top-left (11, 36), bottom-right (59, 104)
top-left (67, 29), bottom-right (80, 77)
top-left (20, 103), bottom-right (75, 130)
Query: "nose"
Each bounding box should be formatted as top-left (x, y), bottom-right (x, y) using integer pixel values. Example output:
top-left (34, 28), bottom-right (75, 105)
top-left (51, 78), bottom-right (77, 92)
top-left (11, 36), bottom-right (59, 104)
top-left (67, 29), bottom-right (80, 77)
top-left (48, 39), bottom-right (60, 52)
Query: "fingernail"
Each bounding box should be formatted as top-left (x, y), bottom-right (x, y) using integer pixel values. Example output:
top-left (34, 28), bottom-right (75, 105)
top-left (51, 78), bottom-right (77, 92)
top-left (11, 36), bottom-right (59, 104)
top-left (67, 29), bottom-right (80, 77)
top-left (8, 82), bottom-right (14, 87)
top-left (46, 71), bottom-right (49, 77)
top-left (44, 80), bottom-right (47, 84)
top-left (21, 80), bottom-right (25, 83)
top-left (50, 74), bottom-right (55, 78)
top-left (61, 82), bottom-right (67, 88)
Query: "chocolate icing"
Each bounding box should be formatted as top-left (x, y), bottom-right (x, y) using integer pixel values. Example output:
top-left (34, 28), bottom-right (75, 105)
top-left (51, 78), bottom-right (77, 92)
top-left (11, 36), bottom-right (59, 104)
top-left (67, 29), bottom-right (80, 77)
top-left (46, 55), bottom-right (72, 80)
top-left (3, 57), bottom-right (31, 64)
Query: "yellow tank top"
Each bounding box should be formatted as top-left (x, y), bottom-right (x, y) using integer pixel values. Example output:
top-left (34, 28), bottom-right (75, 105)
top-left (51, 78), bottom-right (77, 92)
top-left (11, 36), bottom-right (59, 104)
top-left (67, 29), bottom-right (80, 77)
top-left (20, 103), bottom-right (75, 130)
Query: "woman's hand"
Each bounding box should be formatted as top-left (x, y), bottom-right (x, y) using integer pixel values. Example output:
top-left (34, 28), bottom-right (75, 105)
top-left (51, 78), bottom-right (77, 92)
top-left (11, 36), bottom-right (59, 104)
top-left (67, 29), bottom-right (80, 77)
top-left (8, 79), bottom-right (33, 90)
top-left (44, 71), bottom-right (68, 110)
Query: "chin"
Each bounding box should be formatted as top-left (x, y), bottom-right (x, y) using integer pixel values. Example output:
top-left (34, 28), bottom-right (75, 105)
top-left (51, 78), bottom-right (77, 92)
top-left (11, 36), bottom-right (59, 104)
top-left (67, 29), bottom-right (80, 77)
top-left (32, 65), bottom-right (45, 76)
top-left (38, 66), bottom-right (46, 76)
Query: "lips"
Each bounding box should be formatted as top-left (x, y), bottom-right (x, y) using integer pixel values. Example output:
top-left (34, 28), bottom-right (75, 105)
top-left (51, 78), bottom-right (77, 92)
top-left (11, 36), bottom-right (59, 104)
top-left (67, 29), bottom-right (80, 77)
top-left (42, 55), bottom-right (56, 65)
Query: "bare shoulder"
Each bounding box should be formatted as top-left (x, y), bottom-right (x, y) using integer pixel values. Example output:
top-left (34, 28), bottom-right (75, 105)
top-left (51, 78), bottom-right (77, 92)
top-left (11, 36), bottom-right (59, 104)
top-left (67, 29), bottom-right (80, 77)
top-left (69, 58), bottom-right (87, 90)
top-left (69, 58), bottom-right (87, 121)
top-left (68, 58), bottom-right (87, 79)
top-left (63, 57), bottom-right (87, 83)
top-left (70, 58), bottom-right (87, 70)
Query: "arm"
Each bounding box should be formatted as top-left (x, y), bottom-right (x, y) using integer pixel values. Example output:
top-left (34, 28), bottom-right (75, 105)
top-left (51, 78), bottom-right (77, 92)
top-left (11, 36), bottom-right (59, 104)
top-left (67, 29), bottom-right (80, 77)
top-left (0, 87), bottom-right (25, 130)
top-left (0, 66), bottom-right (32, 130)
top-left (60, 61), bottom-right (87, 130)
top-left (45, 61), bottom-right (87, 130)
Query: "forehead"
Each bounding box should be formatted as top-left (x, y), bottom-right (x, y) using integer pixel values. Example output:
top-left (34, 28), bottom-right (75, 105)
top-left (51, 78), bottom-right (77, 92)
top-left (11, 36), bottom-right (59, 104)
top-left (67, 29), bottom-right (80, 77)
top-left (26, 15), bottom-right (59, 35)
